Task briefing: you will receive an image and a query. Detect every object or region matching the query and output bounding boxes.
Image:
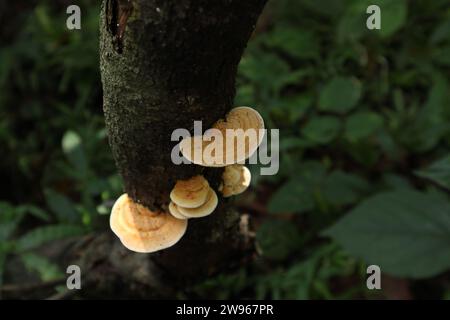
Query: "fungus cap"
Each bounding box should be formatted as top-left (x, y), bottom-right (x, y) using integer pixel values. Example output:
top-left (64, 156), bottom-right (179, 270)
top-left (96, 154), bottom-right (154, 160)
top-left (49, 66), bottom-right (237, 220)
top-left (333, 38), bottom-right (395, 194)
top-left (170, 175), bottom-right (210, 208)
top-left (221, 165), bottom-right (251, 197)
top-left (168, 201), bottom-right (188, 220)
top-left (177, 188), bottom-right (218, 218)
top-left (179, 106), bottom-right (265, 167)
top-left (110, 194), bottom-right (187, 253)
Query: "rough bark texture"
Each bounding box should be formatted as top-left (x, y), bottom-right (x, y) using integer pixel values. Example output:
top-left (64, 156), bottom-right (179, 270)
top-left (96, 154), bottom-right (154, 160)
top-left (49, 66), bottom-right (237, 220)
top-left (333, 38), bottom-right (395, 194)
top-left (99, 0), bottom-right (266, 296)
top-left (100, 0), bottom-right (266, 209)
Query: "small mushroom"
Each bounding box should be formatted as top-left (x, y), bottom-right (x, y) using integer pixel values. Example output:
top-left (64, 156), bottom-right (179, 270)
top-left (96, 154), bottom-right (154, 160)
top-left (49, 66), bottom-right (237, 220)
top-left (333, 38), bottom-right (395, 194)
top-left (168, 201), bottom-right (188, 220)
top-left (110, 194), bottom-right (187, 253)
top-left (170, 175), bottom-right (210, 208)
top-left (179, 106), bottom-right (265, 167)
top-left (219, 164), bottom-right (251, 197)
top-left (177, 188), bottom-right (218, 218)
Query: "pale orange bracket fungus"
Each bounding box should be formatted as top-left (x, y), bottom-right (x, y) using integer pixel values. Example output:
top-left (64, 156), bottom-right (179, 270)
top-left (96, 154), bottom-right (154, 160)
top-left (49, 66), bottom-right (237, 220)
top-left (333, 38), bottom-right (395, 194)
top-left (177, 188), bottom-right (218, 218)
top-left (219, 164), bottom-right (251, 198)
top-left (169, 175), bottom-right (218, 219)
top-left (110, 194), bottom-right (187, 253)
top-left (168, 202), bottom-right (188, 220)
top-left (179, 106), bottom-right (265, 167)
top-left (169, 175), bottom-right (210, 208)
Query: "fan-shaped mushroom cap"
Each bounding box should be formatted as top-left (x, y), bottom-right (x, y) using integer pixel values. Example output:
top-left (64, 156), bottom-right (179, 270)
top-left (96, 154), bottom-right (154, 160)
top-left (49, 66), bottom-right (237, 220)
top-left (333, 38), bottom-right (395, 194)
top-left (220, 165), bottom-right (251, 197)
top-left (110, 194), bottom-right (187, 253)
top-left (179, 106), bottom-right (264, 167)
top-left (168, 201), bottom-right (188, 220)
top-left (170, 175), bottom-right (210, 208)
top-left (177, 188), bottom-right (218, 218)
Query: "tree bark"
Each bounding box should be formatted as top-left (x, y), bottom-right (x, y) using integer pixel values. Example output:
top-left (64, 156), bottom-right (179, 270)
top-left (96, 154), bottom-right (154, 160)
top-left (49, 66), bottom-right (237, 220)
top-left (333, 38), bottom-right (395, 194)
top-left (98, 0), bottom-right (267, 296)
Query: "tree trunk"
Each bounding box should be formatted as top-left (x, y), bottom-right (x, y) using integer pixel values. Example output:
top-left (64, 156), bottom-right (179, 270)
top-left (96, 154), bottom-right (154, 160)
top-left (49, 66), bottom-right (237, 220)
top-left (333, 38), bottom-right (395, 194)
top-left (96, 0), bottom-right (267, 296)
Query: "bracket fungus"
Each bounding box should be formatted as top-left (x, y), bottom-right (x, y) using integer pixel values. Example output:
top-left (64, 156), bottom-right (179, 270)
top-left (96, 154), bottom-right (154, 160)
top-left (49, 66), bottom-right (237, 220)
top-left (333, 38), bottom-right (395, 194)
top-left (170, 175), bottom-right (210, 208)
top-left (168, 201), bottom-right (188, 220)
top-left (169, 175), bottom-right (218, 219)
top-left (179, 106), bottom-right (265, 167)
top-left (219, 164), bottom-right (251, 197)
top-left (177, 188), bottom-right (218, 218)
top-left (110, 194), bottom-right (188, 253)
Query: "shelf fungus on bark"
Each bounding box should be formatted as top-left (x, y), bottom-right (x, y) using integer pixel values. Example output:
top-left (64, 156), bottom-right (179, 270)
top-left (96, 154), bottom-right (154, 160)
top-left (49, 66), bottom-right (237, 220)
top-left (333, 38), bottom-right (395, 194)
top-left (169, 175), bottom-right (218, 219)
top-left (110, 194), bottom-right (188, 253)
top-left (168, 202), bottom-right (188, 220)
top-left (179, 106), bottom-right (265, 167)
top-left (177, 188), bottom-right (218, 218)
top-left (219, 164), bottom-right (251, 198)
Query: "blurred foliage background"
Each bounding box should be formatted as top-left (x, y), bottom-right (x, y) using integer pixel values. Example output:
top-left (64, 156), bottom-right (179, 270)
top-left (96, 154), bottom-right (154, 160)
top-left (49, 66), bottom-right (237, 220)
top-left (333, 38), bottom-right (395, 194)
top-left (1, 0), bottom-right (450, 299)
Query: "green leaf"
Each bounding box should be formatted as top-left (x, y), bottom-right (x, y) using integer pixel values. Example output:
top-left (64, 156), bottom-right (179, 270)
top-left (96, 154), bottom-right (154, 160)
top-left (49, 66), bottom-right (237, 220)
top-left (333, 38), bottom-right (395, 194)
top-left (324, 190), bottom-right (450, 278)
top-left (44, 189), bottom-right (79, 223)
top-left (377, 0), bottom-right (408, 38)
top-left (382, 173), bottom-right (412, 190)
top-left (430, 19), bottom-right (450, 44)
top-left (318, 77), bottom-right (361, 114)
top-left (0, 202), bottom-right (25, 241)
top-left (16, 225), bottom-right (85, 251)
top-left (239, 53), bottom-right (290, 94)
top-left (302, 116), bottom-right (341, 144)
top-left (268, 179), bottom-right (315, 214)
top-left (345, 111), bottom-right (384, 142)
top-left (235, 85), bottom-right (254, 106)
top-left (322, 171), bottom-right (370, 206)
top-left (273, 94), bottom-right (313, 123)
top-left (256, 220), bottom-right (301, 261)
top-left (268, 162), bottom-right (327, 214)
top-left (265, 26), bottom-right (319, 60)
top-left (21, 253), bottom-right (63, 281)
top-left (337, 8), bottom-right (367, 42)
top-left (433, 46), bottom-right (450, 66)
top-left (18, 205), bottom-right (51, 222)
top-left (416, 154), bottom-right (450, 190)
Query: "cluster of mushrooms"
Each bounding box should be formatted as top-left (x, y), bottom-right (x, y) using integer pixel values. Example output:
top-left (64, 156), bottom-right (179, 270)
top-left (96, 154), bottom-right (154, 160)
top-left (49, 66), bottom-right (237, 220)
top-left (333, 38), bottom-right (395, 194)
top-left (110, 107), bottom-right (264, 253)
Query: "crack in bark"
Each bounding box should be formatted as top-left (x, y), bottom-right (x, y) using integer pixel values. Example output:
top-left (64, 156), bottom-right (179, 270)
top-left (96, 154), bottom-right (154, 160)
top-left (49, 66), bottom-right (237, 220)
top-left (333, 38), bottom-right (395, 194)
top-left (106, 0), bottom-right (133, 54)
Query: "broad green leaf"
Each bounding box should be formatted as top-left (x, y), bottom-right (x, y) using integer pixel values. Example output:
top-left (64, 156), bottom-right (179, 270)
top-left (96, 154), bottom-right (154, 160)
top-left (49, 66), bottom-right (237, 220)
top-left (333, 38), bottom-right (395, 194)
top-left (268, 179), bottom-right (315, 214)
top-left (345, 111), bottom-right (384, 142)
top-left (18, 205), bottom-right (51, 222)
top-left (322, 171), bottom-right (370, 206)
top-left (0, 202), bottom-right (25, 241)
top-left (279, 137), bottom-right (307, 151)
top-left (377, 0), bottom-right (408, 38)
top-left (382, 173), bottom-right (412, 190)
top-left (21, 253), bottom-right (63, 281)
top-left (337, 0), bottom-right (371, 42)
top-left (324, 190), bottom-right (450, 278)
top-left (239, 53), bottom-right (290, 94)
top-left (0, 221), bottom-right (21, 242)
top-left (265, 26), bottom-right (319, 60)
top-left (416, 154), bottom-right (450, 190)
top-left (431, 19), bottom-right (450, 44)
top-left (256, 220), bottom-right (301, 261)
top-left (302, 116), bottom-right (341, 144)
top-left (268, 162), bottom-right (327, 214)
top-left (318, 77), bottom-right (361, 114)
top-left (44, 189), bottom-right (79, 223)
top-left (273, 94), bottom-right (312, 123)
top-left (235, 85), bottom-right (254, 106)
top-left (16, 225), bottom-right (85, 251)
top-left (433, 46), bottom-right (450, 66)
